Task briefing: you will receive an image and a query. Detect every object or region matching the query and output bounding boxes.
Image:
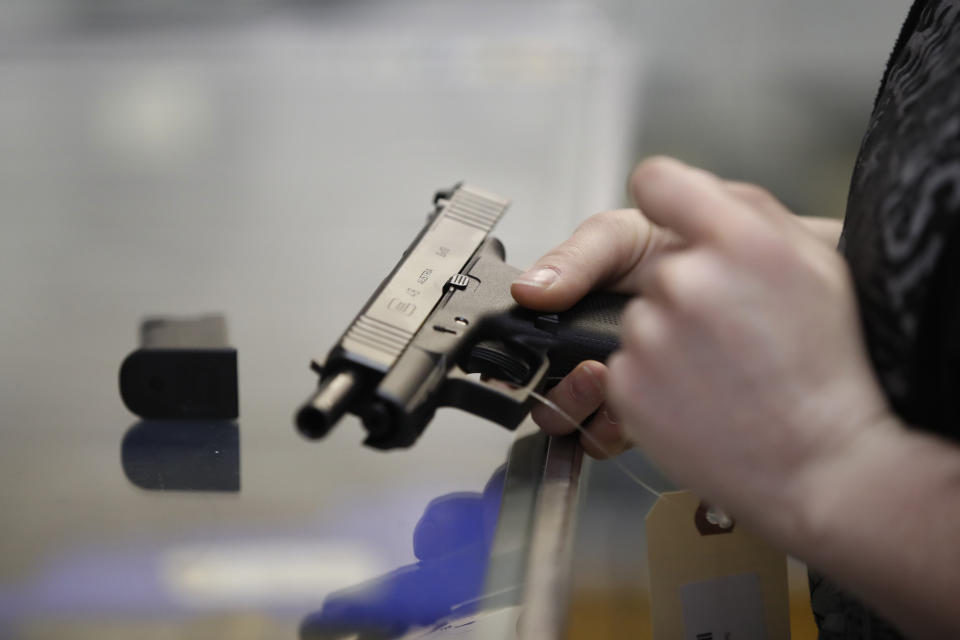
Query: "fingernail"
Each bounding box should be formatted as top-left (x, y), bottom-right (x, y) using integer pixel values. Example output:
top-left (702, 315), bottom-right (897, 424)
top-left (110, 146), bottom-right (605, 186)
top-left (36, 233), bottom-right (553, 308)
top-left (602, 408), bottom-right (619, 424)
top-left (514, 267), bottom-right (559, 289)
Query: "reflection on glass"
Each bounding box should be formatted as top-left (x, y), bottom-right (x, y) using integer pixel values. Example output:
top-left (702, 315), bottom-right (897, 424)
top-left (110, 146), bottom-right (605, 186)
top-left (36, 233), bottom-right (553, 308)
top-left (121, 420), bottom-right (240, 492)
top-left (301, 468), bottom-right (505, 639)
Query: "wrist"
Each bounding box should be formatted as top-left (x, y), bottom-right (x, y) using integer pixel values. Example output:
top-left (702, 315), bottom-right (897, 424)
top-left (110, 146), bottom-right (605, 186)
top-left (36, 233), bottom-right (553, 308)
top-left (778, 416), bottom-right (960, 637)
top-left (778, 410), bottom-right (904, 556)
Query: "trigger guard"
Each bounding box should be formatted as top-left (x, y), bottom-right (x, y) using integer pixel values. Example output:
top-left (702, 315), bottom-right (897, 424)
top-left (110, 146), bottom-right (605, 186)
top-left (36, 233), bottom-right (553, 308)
top-left (438, 359), bottom-right (549, 431)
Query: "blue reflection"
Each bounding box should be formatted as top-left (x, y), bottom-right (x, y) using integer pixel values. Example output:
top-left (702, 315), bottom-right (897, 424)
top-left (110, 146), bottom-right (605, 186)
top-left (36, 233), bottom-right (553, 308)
top-left (301, 467), bottom-right (505, 638)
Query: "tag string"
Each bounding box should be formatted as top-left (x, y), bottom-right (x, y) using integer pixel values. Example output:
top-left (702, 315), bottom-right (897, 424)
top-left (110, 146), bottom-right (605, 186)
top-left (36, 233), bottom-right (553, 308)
top-left (529, 390), bottom-right (741, 531)
top-left (529, 390), bottom-right (663, 500)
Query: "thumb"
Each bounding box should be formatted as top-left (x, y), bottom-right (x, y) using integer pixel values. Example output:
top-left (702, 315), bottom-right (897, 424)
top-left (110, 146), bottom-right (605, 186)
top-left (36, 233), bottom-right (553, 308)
top-left (511, 209), bottom-right (658, 311)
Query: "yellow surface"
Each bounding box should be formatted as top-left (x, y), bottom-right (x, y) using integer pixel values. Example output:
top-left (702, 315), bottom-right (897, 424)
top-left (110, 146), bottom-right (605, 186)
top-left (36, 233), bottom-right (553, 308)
top-left (566, 561), bottom-right (818, 640)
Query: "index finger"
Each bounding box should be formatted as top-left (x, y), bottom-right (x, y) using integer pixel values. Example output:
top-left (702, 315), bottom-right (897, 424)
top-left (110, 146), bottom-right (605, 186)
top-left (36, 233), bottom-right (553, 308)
top-left (629, 157), bottom-right (752, 245)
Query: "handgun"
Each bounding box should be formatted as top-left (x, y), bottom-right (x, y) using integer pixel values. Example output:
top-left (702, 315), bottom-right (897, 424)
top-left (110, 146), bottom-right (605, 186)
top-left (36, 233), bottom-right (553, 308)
top-left (296, 184), bottom-right (628, 450)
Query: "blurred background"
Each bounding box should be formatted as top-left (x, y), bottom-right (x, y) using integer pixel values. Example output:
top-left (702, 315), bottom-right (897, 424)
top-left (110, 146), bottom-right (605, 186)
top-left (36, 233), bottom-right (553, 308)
top-left (0, 0), bottom-right (911, 638)
top-left (1, 0), bottom-right (912, 216)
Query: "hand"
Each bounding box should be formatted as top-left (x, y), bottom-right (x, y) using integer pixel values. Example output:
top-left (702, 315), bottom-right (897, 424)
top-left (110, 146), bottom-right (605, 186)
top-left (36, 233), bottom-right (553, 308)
top-left (512, 206), bottom-right (682, 458)
top-left (512, 157), bottom-right (894, 539)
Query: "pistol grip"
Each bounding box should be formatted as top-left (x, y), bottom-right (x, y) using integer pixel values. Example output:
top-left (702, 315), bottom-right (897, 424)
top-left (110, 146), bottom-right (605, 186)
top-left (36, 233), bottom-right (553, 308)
top-left (547, 291), bottom-right (629, 378)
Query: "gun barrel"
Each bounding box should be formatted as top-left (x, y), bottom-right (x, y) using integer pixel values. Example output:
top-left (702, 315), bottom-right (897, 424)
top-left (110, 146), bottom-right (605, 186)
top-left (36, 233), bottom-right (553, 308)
top-left (296, 370), bottom-right (360, 439)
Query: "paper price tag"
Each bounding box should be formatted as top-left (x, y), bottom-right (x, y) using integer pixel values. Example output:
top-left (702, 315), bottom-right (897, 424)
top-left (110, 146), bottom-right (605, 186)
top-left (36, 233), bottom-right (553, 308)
top-left (645, 491), bottom-right (789, 640)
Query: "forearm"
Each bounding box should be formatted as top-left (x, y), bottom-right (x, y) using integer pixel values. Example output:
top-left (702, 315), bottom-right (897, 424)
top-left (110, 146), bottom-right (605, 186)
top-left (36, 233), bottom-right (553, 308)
top-left (786, 420), bottom-right (960, 637)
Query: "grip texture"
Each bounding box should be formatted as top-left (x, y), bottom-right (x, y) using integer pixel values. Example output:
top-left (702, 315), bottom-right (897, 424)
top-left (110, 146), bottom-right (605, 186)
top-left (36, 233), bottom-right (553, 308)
top-left (548, 291), bottom-right (629, 377)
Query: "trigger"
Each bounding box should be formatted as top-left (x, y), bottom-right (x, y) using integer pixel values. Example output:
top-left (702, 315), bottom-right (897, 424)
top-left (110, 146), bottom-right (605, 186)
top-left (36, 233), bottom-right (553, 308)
top-left (465, 341), bottom-right (532, 386)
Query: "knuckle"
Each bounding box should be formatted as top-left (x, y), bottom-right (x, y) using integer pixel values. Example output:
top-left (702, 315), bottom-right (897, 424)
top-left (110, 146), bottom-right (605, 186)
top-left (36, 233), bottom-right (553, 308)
top-left (743, 226), bottom-right (796, 264)
top-left (576, 209), bottom-right (633, 237)
top-left (650, 258), bottom-right (689, 297)
top-left (539, 241), bottom-right (587, 273)
top-left (649, 255), bottom-right (716, 311)
top-left (629, 158), bottom-right (670, 201)
top-left (568, 361), bottom-right (605, 402)
top-left (631, 156), bottom-right (677, 186)
top-left (749, 185), bottom-right (776, 204)
top-left (564, 210), bottom-right (653, 285)
top-left (581, 208), bottom-right (651, 263)
top-left (733, 182), bottom-right (775, 207)
top-left (622, 300), bottom-right (668, 352)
